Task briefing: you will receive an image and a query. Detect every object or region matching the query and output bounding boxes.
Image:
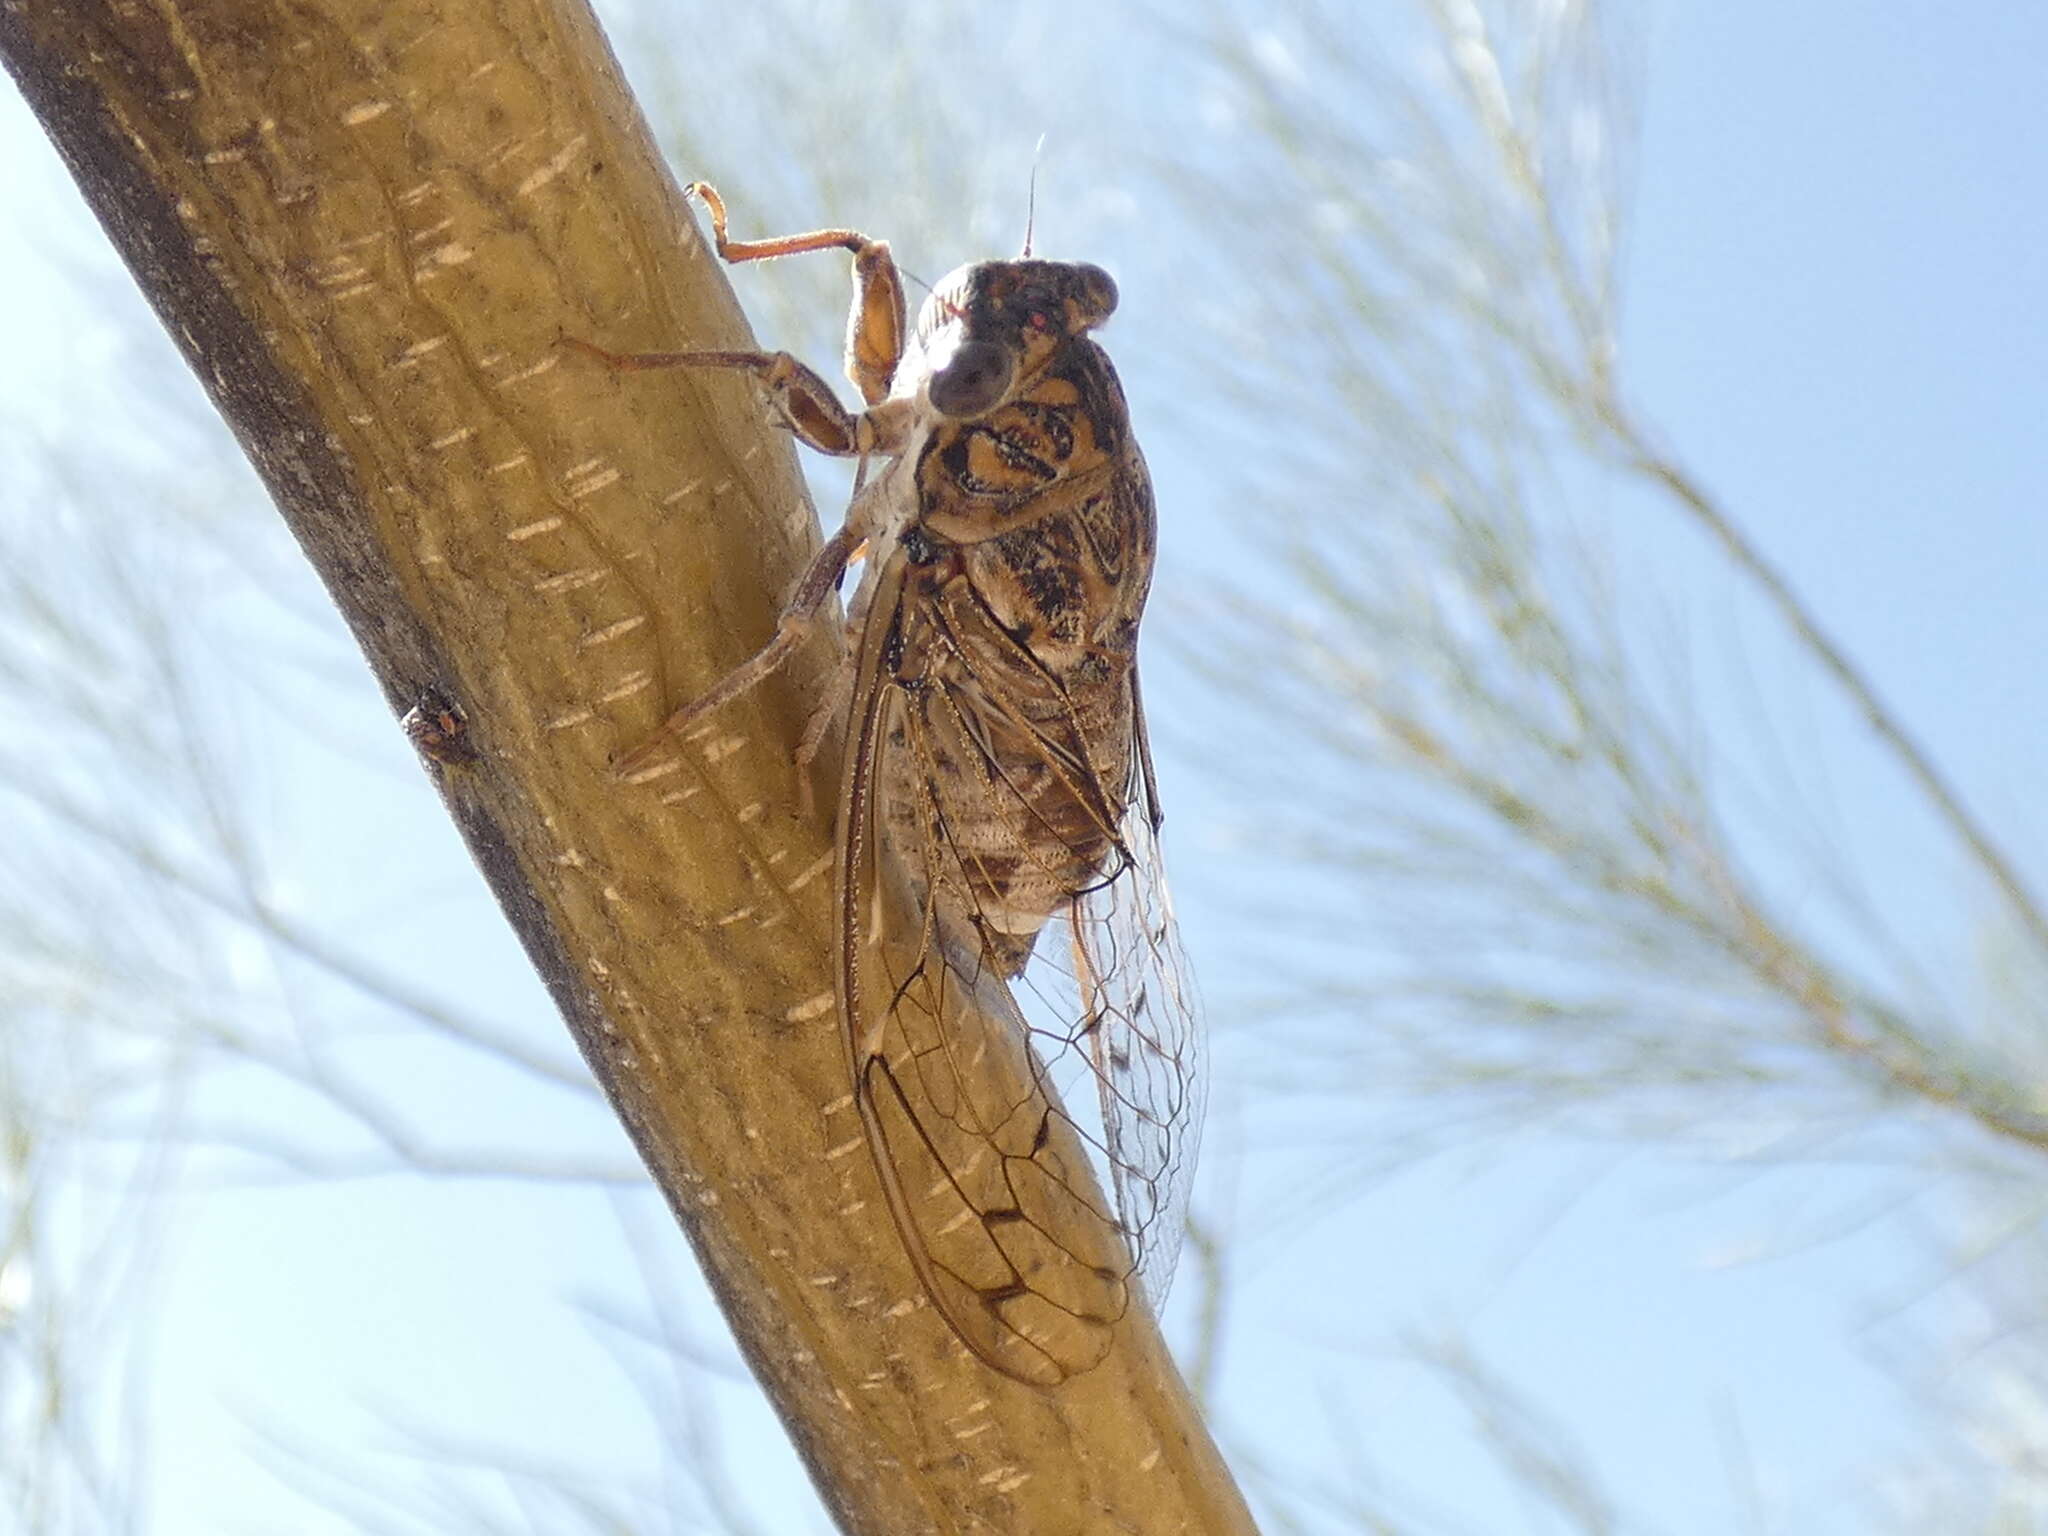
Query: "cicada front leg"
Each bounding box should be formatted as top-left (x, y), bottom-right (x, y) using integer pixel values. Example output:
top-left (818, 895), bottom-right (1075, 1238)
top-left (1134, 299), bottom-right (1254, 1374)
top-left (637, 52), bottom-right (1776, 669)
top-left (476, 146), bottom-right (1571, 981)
top-left (685, 181), bottom-right (906, 407)
top-left (563, 178), bottom-right (912, 451)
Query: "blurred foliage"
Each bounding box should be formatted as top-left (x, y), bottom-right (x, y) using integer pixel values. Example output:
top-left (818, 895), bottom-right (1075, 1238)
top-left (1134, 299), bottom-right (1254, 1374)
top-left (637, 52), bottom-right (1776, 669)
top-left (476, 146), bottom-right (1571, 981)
top-left (1183, 0), bottom-right (2047, 1159)
top-left (1174, 0), bottom-right (2048, 1527)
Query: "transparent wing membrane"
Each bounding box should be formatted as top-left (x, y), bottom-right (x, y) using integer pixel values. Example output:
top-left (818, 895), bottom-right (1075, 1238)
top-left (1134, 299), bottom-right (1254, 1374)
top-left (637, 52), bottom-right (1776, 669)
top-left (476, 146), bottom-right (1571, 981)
top-left (839, 555), bottom-right (1204, 1383)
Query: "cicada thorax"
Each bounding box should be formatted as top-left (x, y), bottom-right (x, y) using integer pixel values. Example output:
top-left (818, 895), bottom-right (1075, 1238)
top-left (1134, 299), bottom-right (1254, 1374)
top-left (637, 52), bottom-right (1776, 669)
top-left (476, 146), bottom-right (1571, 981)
top-left (882, 338), bottom-right (1157, 977)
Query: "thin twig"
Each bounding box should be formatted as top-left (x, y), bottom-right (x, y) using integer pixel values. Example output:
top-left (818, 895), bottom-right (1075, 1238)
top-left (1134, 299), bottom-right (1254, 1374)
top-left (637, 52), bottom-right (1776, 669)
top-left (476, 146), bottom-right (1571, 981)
top-left (1615, 427), bottom-right (2048, 961)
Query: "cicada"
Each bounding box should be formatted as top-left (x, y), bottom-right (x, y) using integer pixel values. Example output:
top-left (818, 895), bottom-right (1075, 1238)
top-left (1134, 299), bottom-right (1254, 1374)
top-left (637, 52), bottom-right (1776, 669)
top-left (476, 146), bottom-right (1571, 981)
top-left (578, 184), bottom-right (1204, 1386)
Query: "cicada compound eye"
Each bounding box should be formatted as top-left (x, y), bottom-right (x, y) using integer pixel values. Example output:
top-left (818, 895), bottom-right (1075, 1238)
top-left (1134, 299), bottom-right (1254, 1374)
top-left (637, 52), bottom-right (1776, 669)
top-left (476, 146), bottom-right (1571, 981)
top-left (1070, 263), bottom-right (1118, 329)
top-left (928, 338), bottom-right (1015, 418)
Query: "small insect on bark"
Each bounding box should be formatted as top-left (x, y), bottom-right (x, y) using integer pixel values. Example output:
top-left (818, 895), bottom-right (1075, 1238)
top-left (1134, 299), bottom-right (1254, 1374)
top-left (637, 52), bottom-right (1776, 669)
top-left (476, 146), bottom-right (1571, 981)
top-left (570, 183), bottom-right (1205, 1387)
top-left (401, 688), bottom-right (472, 766)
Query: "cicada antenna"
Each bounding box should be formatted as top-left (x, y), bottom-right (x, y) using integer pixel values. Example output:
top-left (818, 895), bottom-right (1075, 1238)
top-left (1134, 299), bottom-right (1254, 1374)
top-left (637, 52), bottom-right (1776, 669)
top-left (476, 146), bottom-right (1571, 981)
top-left (1021, 134), bottom-right (1047, 257)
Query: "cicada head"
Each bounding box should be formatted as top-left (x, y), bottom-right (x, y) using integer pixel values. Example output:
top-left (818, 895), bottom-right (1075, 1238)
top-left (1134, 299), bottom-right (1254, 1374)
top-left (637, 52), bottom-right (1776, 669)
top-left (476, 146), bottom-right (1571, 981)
top-left (912, 259), bottom-right (1119, 420)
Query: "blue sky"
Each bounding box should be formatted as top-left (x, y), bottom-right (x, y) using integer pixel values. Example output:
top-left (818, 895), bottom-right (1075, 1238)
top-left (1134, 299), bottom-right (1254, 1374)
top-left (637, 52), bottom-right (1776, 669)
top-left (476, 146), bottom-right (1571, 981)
top-left (2, 3), bottom-right (2045, 1531)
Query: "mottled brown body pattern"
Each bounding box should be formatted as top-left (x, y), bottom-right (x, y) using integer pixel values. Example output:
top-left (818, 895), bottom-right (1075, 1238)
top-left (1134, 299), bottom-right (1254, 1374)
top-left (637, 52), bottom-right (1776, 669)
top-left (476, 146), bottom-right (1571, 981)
top-left (578, 185), bottom-right (1202, 1386)
top-left (892, 329), bottom-right (1155, 975)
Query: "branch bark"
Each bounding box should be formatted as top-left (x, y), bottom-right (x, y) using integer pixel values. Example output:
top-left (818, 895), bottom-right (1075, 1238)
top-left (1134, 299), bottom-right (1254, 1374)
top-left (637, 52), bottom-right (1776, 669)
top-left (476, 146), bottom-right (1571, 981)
top-left (0, 1), bottom-right (1254, 1531)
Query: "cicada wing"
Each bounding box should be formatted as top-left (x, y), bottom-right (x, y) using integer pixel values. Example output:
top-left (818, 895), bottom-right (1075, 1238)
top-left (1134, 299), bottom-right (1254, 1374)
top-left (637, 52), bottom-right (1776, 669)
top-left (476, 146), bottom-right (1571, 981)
top-left (1066, 720), bottom-right (1207, 1308)
top-left (961, 664), bottom-right (1207, 1312)
top-left (838, 554), bottom-right (1133, 1386)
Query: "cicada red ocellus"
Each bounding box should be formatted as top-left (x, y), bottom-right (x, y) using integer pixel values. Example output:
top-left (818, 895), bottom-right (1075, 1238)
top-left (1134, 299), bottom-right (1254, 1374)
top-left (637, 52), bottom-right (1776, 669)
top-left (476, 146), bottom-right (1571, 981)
top-left (578, 184), bottom-right (1204, 1386)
